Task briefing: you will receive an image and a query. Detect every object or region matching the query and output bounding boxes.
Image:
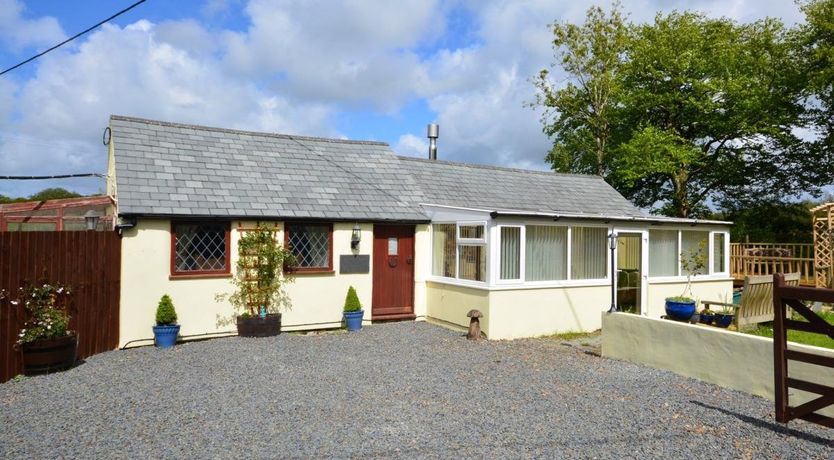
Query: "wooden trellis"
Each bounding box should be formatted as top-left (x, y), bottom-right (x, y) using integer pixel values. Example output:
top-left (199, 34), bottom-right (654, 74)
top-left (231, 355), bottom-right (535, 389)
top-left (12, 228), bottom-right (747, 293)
top-left (811, 203), bottom-right (834, 288)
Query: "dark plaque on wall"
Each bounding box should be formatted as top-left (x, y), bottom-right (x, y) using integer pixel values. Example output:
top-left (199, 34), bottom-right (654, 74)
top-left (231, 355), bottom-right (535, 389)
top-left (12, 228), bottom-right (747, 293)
top-left (340, 254), bottom-right (370, 274)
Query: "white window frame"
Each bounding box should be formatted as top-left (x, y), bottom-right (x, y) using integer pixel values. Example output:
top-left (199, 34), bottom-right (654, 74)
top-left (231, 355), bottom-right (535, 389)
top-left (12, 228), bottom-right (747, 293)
top-left (430, 221), bottom-right (488, 286)
top-left (496, 224), bottom-right (524, 283)
top-left (647, 227), bottom-right (732, 283)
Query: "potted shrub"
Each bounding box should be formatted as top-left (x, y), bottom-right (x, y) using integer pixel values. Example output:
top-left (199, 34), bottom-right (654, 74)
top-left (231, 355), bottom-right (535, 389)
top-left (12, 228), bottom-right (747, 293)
top-left (152, 294), bottom-right (179, 348)
top-left (216, 225), bottom-right (297, 337)
top-left (1, 280), bottom-right (77, 376)
top-left (699, 307), bottom-right (715, 325)
top-left (665, 240), bottom-right (707, 321)
top-left (713, 305), bottom-right (736, 328)
top-left (343, 286), bottom-right (364, 332)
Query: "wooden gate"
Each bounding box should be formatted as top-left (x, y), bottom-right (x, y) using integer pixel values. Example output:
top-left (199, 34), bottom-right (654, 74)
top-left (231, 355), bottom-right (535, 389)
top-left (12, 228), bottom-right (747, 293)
top-left (772, 273), bottom-right (834, 428)
top-left (1, 231), bottom-right (121, 383)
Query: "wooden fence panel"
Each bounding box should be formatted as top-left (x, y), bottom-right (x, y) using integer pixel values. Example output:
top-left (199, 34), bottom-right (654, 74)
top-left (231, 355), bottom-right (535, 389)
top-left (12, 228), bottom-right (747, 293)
top-left (0, 231), bottom-right (121, 383)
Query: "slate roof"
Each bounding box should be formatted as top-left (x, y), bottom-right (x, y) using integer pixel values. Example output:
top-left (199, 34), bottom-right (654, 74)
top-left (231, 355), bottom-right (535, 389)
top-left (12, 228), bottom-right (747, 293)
top-left (111, 115), bottom-right (644, 222)
top-left (110, 115), bottom-right (428, 221)
top-left (397, 157), bottom-right (643, 217)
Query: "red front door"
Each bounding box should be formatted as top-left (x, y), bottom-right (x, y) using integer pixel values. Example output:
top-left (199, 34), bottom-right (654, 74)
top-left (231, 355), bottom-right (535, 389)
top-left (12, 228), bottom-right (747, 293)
top-left (372, 225), bottom-right (415, 320)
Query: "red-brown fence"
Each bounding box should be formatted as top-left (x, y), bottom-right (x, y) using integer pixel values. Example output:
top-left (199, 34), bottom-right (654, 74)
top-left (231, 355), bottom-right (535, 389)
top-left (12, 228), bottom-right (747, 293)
top-left (1, 231), bottom-right (121, 383)
top-left (773, 273), bottom-right (834, 428)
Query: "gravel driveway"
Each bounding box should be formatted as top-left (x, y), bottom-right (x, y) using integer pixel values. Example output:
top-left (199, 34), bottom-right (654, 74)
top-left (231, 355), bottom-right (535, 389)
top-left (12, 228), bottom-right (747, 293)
top-left (1, 322), bottom-right (832, 458)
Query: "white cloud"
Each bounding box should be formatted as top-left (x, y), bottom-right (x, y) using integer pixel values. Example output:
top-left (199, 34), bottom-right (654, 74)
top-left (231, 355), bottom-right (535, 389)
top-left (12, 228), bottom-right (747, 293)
top-left (0, 0), bottom-right (810, 198)
top-left (0, 0), bottom-right (65, 52)
top-left (393, 133), bottom-right (429, 158)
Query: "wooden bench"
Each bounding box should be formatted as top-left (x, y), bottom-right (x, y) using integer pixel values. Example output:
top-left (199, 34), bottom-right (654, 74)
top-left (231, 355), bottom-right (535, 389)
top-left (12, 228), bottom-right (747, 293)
top-left (703, 272), bottom-right (800, 327)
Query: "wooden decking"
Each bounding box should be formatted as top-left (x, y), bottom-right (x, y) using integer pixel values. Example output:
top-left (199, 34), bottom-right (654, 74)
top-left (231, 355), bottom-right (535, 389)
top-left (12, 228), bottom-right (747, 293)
top-left (730, 243), bottom-right (816, 287)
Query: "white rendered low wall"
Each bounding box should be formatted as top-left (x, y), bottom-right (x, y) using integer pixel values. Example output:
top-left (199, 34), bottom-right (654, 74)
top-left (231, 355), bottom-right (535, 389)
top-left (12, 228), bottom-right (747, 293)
top-left (601, 312), bottom-right (834, 418)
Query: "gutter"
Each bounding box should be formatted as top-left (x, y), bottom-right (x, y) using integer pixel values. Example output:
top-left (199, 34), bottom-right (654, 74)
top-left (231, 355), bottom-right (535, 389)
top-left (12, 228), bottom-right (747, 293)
top-left (487, 210), bottom-right (733, 226)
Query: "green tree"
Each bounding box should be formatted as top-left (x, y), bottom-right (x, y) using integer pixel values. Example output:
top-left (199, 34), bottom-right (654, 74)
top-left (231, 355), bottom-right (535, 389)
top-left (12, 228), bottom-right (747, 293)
top-left (714, 201), bottom-right (813, 243)
top-left (798, 0), bottom-right (834, 163)
top-left (533, 3), bottom-right (629, 176)
top-left (614, 12), bottom-right (810, 217)
top-left (28, 188), bottom-right (82, 201)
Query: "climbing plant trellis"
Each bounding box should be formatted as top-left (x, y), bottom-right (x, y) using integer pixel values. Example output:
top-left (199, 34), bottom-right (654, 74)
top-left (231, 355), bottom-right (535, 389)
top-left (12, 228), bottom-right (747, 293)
top-left (812, 203), bottom-right (834, 288)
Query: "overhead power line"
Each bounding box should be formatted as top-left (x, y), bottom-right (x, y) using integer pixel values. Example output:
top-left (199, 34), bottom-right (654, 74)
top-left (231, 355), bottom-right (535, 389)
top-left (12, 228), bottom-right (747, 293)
top-left (0, 0), bottom-right (148, 77)
top-left (1, 173), bottom-right (104, 180)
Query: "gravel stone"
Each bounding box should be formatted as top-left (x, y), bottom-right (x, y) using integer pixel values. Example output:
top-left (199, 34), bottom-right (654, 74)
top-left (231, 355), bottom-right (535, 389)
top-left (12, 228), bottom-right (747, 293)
top-left (1, 322), bottom-right (832, 458)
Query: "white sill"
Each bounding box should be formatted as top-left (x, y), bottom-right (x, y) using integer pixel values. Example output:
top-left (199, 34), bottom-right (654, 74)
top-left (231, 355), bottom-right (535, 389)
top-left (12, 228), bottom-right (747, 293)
top-left (427, 277), bottom-right (490, 290)
top-left (648, 275), bottom-right (734, 284)
top-left (427, 277), bottom-right (611, 291)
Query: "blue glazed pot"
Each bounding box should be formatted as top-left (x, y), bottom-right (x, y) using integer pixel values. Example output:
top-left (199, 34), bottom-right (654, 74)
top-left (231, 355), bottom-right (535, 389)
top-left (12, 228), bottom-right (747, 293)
top-left (665, 299), bottom-right (696, 321)
top-left (344, 310), bottom-right (364, 332)
top-left (699, 313), bottom-right (715, 325)
top-left (153, 324), bottom-right (180, 348)
top-left (714, 314), bottom-right (734, 328)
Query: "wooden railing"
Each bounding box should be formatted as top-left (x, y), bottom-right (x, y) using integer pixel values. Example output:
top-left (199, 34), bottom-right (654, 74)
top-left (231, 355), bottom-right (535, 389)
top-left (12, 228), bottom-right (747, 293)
top-left (730, 243), bottom-right (816, 286)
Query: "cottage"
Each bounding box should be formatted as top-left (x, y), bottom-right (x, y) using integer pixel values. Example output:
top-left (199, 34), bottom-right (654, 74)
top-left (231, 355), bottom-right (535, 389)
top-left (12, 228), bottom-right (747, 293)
top-left (107, 115), bottom-right (732, 346)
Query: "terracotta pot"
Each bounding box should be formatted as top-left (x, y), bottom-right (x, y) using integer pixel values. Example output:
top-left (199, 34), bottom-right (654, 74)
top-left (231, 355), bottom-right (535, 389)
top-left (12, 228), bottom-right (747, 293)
top-left (20, 333), bottom-right (78, 376)
top-left (236, 313), bottom-right (282, 337)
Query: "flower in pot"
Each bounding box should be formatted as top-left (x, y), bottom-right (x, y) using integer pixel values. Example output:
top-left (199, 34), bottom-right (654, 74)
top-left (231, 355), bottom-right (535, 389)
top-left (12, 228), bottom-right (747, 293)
top-left (1, 280), bottom-right (77, 375)
top-left (713, 305), bottom-right (736, 328)
top-left (152, 294), bottom-right (180, 348)
top-left (343, 286), bottom-right (364, 332)
top-left (665, 240), bottom-right (707, 322)
top-left (699, 307), bottom-right (715, 325)
top-left (216, 225), bottom-right (297, 338)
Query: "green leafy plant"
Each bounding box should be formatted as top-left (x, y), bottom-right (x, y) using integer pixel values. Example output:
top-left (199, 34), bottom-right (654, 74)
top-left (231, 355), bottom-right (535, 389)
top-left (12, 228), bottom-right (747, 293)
top-left (668, 239), bottom-right (708, 303)
top-left (0, 280), bottom-right (72, 345)
top-left (155, 294), bottom-right (178, 325)
top-left (343, 286), bottom-right (362, 313)
top-left (216, 225), bottom-right (297, 319)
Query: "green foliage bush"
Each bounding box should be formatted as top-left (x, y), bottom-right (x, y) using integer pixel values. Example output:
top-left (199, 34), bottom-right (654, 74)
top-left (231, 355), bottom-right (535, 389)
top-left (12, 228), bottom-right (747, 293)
top-left (155, 294), bottom-right (177, 325)
top-left (343, 286), bottom-right (362, 313)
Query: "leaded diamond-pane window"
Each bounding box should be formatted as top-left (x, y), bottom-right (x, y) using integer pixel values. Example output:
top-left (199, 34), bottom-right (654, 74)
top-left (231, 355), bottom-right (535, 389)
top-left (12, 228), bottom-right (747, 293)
top-left (287, 224), bottom-right (332, 270)
top-left (173, 222), bottom-right (229, 273)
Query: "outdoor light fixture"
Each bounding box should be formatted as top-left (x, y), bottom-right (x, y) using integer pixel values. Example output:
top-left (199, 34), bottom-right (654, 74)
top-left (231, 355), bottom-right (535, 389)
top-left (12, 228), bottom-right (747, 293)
top-left (351, 224), bottom-right (361, 250)
top-left (84, 210), bottom-right (101, 231)
top-left (608, 232), bottom-right (618, 312)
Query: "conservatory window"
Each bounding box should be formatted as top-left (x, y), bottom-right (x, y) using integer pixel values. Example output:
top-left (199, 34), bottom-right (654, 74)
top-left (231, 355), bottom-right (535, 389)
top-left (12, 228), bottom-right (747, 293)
top-left (525, 225), bottom-right (567, 281)
top-left (499, 226), bottom-right (521, 280)
top-left (432, 224), bottom-right (457, 278)
top-left (681, 231), bottom-right (709, 276)
top-left (649, 229), bottom-right (678, 277)
top-left (571, 227), bottom-right (607, 280)
top-left (713, 233), bottom-right (726, 273)
top-left (458, 223), bottom-right (486, 282)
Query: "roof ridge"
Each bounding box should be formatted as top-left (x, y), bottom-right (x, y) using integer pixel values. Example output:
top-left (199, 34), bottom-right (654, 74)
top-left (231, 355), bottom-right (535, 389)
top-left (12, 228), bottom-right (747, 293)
top-left (110, 115), bottom-right (390, 146)
top-left (396, 155), bottom-right (601, 179)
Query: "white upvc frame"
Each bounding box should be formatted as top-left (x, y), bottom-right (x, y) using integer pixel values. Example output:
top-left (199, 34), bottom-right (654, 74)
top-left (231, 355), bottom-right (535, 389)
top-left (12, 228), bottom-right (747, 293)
top-left (490, 220), bottom-right (611, 288)
top-left (495, 224), bottom-right (524, 283)
top-left (430, 221), bottom-right (489, 285)
top-left (613, 228), bottom-right (649, 315)
top-left (647, 227), bottom-right (732, 283)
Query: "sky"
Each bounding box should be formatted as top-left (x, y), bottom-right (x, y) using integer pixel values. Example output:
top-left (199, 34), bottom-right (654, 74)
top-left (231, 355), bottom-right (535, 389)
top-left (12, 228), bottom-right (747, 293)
top-left (0, 0), bottom-right (810, 198)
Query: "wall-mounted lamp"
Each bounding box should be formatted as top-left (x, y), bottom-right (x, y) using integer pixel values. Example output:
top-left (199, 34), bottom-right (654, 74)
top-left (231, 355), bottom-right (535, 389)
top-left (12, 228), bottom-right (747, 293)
top-left (351, 224), bottom-right (361, 250)
top-left (84, 210), bottom-right (101, 231)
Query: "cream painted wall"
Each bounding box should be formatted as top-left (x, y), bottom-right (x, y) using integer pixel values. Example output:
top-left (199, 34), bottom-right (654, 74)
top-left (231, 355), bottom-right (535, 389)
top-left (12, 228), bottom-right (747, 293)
top-left (602, 312), bottom-right (834, 418)
top-left (646, 279), bottom-right (734, 318)
top-left (488, 285), bottom-right (610, 339)
top-left (425, 281), bottom-right (489, 335)
top-left (119, 219), bottom-right (375, 347)
top-left (413, 224), bottom-right (430, 320)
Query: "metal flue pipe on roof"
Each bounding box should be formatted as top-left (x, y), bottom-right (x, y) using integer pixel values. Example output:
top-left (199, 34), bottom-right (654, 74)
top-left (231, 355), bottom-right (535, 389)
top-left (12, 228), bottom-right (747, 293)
top-left (427, 123), bottom-right (439, 160)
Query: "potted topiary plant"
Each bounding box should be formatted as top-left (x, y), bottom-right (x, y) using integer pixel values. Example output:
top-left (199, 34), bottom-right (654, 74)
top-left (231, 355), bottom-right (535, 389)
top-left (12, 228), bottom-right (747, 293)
top-left (343, 286), bottom-right (364, 332)
top-left (1, 280), bottom-right (77, 375)
top-left (665, 239), bottom-right (707, 321)
top-left (216, 225), bottom-right (297, 337)
top-left (153, 294), bottom-right (179, 348)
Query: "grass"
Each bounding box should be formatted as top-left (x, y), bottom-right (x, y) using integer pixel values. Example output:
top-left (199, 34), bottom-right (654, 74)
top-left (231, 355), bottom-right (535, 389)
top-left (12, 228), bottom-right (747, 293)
top-left (540, 330), bottom-right (601, 342)
top-left (743, 310), bottom-right (834, 350)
